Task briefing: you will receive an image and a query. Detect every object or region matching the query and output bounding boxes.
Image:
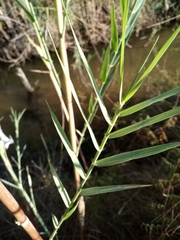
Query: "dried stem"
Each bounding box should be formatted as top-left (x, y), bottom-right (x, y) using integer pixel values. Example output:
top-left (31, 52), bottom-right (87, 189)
top-left (56, 0), bottom-right (85, 238)
top-left (0, 181), bottom-right (43, 240)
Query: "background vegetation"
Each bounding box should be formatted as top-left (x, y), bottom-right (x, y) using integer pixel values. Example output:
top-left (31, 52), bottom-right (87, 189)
top-left (0, 0), bottom-right (180, 65)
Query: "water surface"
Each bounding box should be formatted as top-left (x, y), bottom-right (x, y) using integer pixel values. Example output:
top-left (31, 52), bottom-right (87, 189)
top-left (0, 29), bottom-right (179, 145)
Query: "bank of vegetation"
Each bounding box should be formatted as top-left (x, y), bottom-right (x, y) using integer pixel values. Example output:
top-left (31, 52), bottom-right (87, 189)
top-left (0, 0), bottom-right (180, 66)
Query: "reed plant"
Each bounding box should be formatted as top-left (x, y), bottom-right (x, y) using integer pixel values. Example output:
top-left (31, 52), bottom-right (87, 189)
top-left (1, 0), bottom-right (180, 239)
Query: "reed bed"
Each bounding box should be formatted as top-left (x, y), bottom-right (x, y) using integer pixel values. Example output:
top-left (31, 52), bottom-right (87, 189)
top-left (0, 0), bottom-right (179, 65)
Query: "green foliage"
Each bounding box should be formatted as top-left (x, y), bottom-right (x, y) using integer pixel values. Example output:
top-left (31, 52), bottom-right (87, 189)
top-left (47, 103), bottom-right (86, 179)
top-left (81, 184), bottom-right (151, 196)
top-left (110, 2), bottom-right (118, 53)
top-left (110, 106), bottom-right (180, 138)
top-left (151, 0), bottom-right (180, 20)
top-left (100, 45), bottom-right (110, 83)
top-left (0, 109), bottom-right (50, 236)
top-left (50, 163), bottom-right (71, 208)
top-left (1, 0), bottom-right (180, 239)
top-left (143, 149), bottom-right (180, 239)
top-left (95, 143), bottom-right (180, 167)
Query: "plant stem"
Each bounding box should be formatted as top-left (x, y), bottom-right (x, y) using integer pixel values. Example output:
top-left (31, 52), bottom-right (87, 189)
top-left (50, 107), bottom-right (121, 239)
top-left (0, 181), bottom-right (43, 240)
top-left (0, 143), bottom-right (50, 236)
top-left (26, 1), bottom-right (69, 121)
top-left (56, 0), bottom-right (85, 238)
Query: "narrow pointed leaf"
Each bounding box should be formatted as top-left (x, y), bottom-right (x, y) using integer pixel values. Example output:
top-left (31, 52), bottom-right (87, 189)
top-left (47, 103), bottom-right (86, 179)
top-left (48, 29), bottom-right (99, 150)
top-left (11, 157), bottom-right (18, 167)
top-left (88, 94), bottom-right (94, 114)
top-left (52, 214), bottom-right (59, 229)
top-left (111, 2), bottom-right (118, 52)
top-left (127, 0), bottom-right (146, 38)
top-left (62, 202), bottom-right (78, 221)
top-left (110, 0), bottom-right (146, 67)
top-left (67, 15), bottom-right (112, 125)
top-left (50, 163), bottom-right (71, 208)
top-left (119, 0), bottom-right (124, 11)
top-left (81, 184), bottom-right (151, 196)
top-left (131, 0), bottom-right (146, 14)
top-left (120, 86), bottom-right (180, 117)
top-left (100, 45), bottom-right (110, 82)
top-left (123, 37), bottom-right (159, 100)
top-left (0, 179), bottom-right (20, 189)
top-left (95, 142), bottom-right (180, 167)
top-left (119, 0), bottom-right (129, 105)
top-left (51, 35), bottom-right (99, 147)
top-left (110, 106), bottom-right (180, 139)
top-left (100, 65), bottom-right (118, 96)
top-left (15, 0), bottom-right (35, 22)
top-left (69, 80), bottom-right (100, 151)
top-left (123, 26), bottom-right (180, 103)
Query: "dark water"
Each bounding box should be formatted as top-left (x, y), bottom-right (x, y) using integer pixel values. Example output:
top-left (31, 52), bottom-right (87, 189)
top-left (0, 29), bottom-right (180, 146)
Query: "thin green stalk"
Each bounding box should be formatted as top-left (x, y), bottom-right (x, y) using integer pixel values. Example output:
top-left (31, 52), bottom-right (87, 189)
top-left (0, 144), bottom-right (19, 184)
top-left (14, 119), bottom-right (21, 183)
top-left (119, 0), bottom-right (129, 106)
top-left (10, 109), bottom-right (26, 185)
top-left (76, 66), bottom-right (117, 153)
top-left (76, 67), bottom-right (117, 153)
top-left (50, 107), bottom-right (121, 239)
top-left (0, 143), bottom-right (50, 235)
top-left (1, 109), bottom-right (51, 236)
top-left (26, 166), bottom-right (36, 208)
top-left (20, 186), bottom-right (50, 235)
top-left (76, 100), bottom-right (98, 154)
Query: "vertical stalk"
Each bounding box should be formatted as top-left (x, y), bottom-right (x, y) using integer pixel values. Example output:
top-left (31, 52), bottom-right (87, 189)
top-left (14, 112), bottom-right (23, 185)
top-left (24, 0), bottom-right (69, 121)
top-left (55, 0), bottom-right (85, 239)
top-left (50, 108), bottom-right (121, 239)
top-left (0, 142), bottom-right (50, 236)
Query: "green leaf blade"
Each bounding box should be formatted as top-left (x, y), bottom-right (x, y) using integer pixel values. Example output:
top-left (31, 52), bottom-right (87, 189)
top-left (88, 94), bottom-right (94, 114)
top-left (15, 0), bottom-right (35, 22)
top-left (67, 17), bottom-right (112, 125)
top-left (47, 103), bottom-right (86, 179)
top-left (62, 202), bottom-right (78, 221)
top-left (95, 142), bottom-right (180, 167)
top-left (69, 81), bottom-right (100, 151)
top-left (120, 86), bottom-right (180, 117)
top-left (53, 46), bottom-right (100, 151)
top-left (52, 214), bottom-right (59, 229)
top-left (111, 2), bottom-right (118, 52)
top-left (50, 163), bottom-right (71, 208)
top-left (0, 179), bottom-right (20, 189)
top-left (100, 45), bottom-right (110, 83)
top-left (110, 106), bottom-right (180, 139)
top-left (100, 65), bottom-right (118, 96)
top-left (81, 184), bottom-right (151, 196)
top-left (123, 26), bottom-right (180, 103)
top-left (123, 37), bottom-right (159, 101)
